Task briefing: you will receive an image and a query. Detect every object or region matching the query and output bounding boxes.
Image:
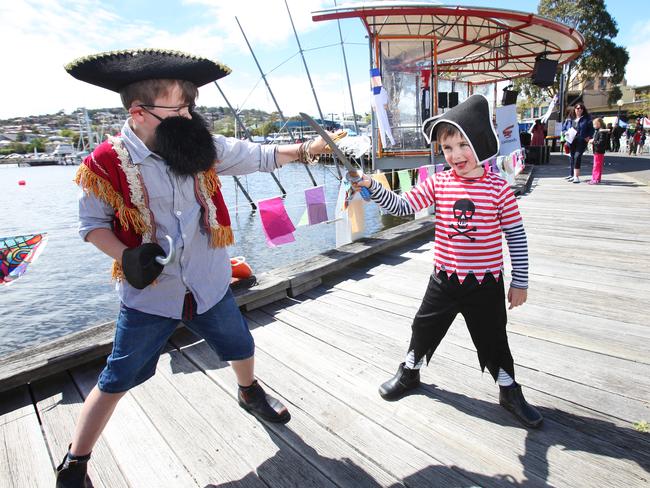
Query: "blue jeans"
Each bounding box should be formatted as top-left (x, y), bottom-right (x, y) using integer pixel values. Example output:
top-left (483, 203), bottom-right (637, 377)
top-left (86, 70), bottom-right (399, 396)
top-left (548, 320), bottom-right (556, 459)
top-left (98, 289), bottom-right (254, 393)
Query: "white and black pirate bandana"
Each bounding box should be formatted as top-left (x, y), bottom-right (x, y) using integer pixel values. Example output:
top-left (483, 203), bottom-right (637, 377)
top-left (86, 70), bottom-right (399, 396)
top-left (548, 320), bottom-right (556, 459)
top-left (422, 94), bottom-right (500, 163)
top-left (65, 48), bottom-right (231, 92)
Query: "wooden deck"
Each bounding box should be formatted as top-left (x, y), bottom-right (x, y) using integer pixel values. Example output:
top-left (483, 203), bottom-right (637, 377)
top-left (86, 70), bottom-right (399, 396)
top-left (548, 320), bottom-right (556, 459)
top-left (2, 161), bottom-right (649, 487)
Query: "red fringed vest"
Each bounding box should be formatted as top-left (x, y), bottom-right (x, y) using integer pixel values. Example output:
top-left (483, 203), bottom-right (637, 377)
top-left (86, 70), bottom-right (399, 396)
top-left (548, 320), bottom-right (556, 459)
top-left (74, 135), bottom-right (233, 280)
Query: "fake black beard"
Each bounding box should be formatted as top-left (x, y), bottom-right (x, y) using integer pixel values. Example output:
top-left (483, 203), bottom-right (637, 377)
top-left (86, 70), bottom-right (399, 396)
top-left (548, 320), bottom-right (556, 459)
top-left (154, 112), bottom-right (216, 176)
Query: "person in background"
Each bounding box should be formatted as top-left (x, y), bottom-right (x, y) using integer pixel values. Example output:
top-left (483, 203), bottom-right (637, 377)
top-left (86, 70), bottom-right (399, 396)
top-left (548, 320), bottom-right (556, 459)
top-left (606, 123), bottom-right (613, 152)
top-left (530, 119), bottom-right (546, 146)
top-left (562, 104), bottom-right (593, 183)
top-left (637, 129), bottom-right (646, 155)
top-left (629, 128), bottom-right (640, 155)
top-left (589, 117), bottom-right (609, 185)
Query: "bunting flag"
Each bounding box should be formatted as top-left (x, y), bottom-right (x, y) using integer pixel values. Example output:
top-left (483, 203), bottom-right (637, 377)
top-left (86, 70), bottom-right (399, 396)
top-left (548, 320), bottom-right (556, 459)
top-left (371, 172), bottom-right (391, 190)
top-left (398, 170), bottom-right (412, 192)
top-left (435, 163), bottom-right (445, 173)
top-left (335, 180), bottom-right (365, 247)
top-left (304, 185), bottom-right (329, 225)
top-left (1, 233), bottom-right (48, 286)
top-left (418, 166), bottom-right (429, 183)
top-left (257, 197), bottom-right (296, 247)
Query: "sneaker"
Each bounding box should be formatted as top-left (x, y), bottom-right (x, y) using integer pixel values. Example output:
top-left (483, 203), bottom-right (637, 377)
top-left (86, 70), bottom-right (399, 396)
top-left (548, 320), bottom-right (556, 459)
top-left (588, 181), bottom-right (598, 185)
top-left (238, 380), bottom-right (290, 423)
top-left (566, 177), bottom-right (574, 182)
top-left (564, 175), bottom-right (573, 180)
top-left (572, 178), bottom-right (580, 183)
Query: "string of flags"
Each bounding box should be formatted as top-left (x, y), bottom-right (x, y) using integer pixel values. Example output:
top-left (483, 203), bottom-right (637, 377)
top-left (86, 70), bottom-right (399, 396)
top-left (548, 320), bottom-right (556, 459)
top-left (256, 150), bottom-right (525, 247)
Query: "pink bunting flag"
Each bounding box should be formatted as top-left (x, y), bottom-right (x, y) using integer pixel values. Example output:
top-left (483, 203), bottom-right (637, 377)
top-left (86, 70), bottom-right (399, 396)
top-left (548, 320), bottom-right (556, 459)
top-left (418, 166), bottom-right (429, 183)
top-left (257, 197), bottom-right (296, 247)
top-left (305, 185), bottom-right (329, 225)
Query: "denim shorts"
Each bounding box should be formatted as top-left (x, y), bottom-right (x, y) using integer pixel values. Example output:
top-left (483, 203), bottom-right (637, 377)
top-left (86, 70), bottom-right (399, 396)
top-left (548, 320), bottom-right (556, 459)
top-left (98, 289), bottom-right (254, 393)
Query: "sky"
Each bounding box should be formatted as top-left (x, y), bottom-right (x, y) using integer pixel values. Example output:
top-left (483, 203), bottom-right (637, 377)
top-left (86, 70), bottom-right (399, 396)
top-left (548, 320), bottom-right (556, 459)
top-left (1, 0), bottom-right (649, 120)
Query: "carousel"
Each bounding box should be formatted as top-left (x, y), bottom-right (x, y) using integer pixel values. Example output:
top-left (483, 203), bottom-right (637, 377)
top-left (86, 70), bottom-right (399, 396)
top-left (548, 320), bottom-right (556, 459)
top-left (312, 1), bottom-right (585, 170)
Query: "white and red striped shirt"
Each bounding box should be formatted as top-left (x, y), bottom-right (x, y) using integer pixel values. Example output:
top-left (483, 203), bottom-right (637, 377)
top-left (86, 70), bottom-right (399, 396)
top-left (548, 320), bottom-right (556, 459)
top-left (368, 169), bottom-right (528, 288)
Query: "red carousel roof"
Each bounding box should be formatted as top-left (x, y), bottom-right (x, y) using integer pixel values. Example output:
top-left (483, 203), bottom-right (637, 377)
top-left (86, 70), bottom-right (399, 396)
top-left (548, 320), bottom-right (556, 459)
top-left (312, 1), bottom-right (584, 84)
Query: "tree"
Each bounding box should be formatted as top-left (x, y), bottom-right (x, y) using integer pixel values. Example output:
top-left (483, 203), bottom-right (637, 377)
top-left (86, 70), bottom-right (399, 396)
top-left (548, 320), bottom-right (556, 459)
top-left (28, 138), bottom-right (46, 153)
top-left (516, 0), bottom-right (628, 107)
top-left (628, 94), bottom-right (650, 120)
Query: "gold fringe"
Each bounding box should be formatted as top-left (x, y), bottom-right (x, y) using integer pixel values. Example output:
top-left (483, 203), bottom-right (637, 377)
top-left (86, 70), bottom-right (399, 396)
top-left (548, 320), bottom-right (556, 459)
top-left (203, 169), bottom-right (221, 195)
top-left (111, 260), bottom-right (124, 282)
top-left (75, 164), bottom-right (150, 235)
top-left (210, 226), bottom-right (234, 248)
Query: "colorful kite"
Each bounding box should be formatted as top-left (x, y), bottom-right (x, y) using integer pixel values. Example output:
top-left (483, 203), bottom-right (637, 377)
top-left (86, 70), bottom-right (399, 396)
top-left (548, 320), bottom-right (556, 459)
top-left (0, 233), bottom-right (48, 286)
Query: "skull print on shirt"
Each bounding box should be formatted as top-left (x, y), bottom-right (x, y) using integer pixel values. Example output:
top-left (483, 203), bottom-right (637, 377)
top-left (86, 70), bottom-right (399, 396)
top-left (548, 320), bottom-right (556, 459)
top-left (448, 198), bottom-right (476, 241)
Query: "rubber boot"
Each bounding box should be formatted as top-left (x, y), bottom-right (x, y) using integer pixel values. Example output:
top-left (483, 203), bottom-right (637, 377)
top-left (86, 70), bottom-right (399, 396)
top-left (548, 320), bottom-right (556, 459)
top-left (55, 447), bottom-right (93, 488)
top-left (499, 384), bottom-right (543, 428)
top-left (378, 363), bottom-right (420, 400)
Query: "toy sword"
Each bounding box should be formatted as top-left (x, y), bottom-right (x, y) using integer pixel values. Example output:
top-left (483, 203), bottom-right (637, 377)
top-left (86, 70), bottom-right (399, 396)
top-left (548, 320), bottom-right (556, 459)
top-left (299, 112), bottom-right (371, 200)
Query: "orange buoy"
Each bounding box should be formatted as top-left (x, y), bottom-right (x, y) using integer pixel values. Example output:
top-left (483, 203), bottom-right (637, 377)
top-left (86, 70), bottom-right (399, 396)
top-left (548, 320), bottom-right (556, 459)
top-left (18, 180), bottom-right (26, 186)
top-left (230, 256), bottom-right (253, 279)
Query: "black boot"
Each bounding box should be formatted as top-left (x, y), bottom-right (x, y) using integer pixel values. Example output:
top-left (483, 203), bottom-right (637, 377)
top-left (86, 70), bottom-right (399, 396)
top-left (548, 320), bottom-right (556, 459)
top-left (379, 363), bottom-right (421, 400)
top-left (55, 448), bottom-right (93, 488)
top-left (238, 380), bottom-right (291, 424)
top-left (499, 384), bottom-right (543, 428)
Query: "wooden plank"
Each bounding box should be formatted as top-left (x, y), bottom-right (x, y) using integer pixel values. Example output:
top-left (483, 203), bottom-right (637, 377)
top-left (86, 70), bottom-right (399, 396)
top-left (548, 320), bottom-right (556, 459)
top-left (0, 386), bottom-right (54, 488)
top-left (0, 322), bottom-right (115, 394)
top-left (127, 351), bottom-right (268, 487)
top-left (315, 280), bottom-right (650, 428)
top-left (244, 309), bottom-right (550, 487)
top-left (169, 330), bottom-right (380, 488)
top-left (231, 337), bottom-right (478, 488)
top-left (257, 299), bottom-right (650, 487)
top-left (70, 360), bottom-right (199, 488)
top-left (306, 279), bottom-right (650, 402)
top-left (31, 372), bottom-right (129, 488)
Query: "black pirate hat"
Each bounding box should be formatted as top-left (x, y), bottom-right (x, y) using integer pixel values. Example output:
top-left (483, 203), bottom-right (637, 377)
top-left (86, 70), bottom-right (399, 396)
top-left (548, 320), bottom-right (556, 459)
top-left (422, 94), bottom-right (499, 163)
top-left (65, 48), bottom-right (231, 92)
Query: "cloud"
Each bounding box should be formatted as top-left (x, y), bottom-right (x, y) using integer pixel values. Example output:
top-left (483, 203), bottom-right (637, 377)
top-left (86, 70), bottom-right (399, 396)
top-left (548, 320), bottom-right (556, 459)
top-left (0, 0), bottom-right (340, 119)
top-left (625, 20), bottom-right (650, 87)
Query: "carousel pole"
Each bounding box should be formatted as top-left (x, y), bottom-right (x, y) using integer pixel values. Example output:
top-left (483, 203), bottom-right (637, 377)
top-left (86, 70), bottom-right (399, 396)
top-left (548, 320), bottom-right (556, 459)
top-left (235, 16), bottom-right (318, 186)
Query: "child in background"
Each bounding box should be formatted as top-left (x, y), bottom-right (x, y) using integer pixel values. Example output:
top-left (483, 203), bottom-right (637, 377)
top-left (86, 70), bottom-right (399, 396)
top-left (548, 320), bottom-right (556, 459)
top-left (590, 118), bottom-right (609, 184)
top-left (352, 94), bottom-right (542, 429)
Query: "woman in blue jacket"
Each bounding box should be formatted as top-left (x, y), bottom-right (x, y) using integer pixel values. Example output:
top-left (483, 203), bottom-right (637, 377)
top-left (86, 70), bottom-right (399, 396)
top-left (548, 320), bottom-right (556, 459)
top-left (562, 104), bottom-right (594, 183)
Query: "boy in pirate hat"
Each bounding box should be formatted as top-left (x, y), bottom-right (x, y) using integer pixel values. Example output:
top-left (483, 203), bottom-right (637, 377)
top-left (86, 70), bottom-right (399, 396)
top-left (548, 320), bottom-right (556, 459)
top-left (352, 94), bottom-right (542, 429)
top-left (57, 48), bottom-right (331, 487)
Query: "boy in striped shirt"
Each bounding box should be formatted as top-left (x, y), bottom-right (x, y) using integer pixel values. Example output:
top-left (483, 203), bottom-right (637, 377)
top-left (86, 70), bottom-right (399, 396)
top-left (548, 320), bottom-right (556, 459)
top-left (352, 94), bottom-right (542, 428)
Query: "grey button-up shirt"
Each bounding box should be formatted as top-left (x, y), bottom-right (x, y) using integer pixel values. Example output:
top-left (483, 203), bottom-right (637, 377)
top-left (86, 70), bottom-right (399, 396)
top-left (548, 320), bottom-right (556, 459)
top-left (78, 119), bottom-right (278, 318)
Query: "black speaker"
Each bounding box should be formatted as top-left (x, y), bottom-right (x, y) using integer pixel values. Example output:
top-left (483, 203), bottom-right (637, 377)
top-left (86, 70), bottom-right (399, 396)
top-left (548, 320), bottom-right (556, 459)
top-left (438, 92), bottom-right (448, 108)
top-left (501, 89), bottom-right (519, 105)
top-left (532, 58), bottom-right (558, 87)
top-left (448, 92), bottom-right (459, 107)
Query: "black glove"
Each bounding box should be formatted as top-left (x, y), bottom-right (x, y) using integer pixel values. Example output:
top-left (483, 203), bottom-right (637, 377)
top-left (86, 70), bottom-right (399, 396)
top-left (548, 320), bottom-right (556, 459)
top-left (121, 243), bottom-right (165, 289)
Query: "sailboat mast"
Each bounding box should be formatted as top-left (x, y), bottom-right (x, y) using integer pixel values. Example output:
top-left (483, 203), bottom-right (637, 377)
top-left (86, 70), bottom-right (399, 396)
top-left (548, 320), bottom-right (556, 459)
top-left (235, 15), bottom-right (317, 186)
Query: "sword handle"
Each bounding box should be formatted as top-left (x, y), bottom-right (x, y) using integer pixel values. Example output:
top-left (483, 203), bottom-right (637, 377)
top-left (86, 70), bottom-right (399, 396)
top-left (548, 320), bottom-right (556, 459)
top-left (345, 173), bottom-right (372, 201)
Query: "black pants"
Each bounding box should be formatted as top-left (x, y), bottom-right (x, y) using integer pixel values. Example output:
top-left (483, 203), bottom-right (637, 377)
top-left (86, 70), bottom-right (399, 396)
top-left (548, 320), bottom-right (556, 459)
top-left (569, 138), bottom-right (587, 174)
top-left (408, 271), bottom-right (515, 382)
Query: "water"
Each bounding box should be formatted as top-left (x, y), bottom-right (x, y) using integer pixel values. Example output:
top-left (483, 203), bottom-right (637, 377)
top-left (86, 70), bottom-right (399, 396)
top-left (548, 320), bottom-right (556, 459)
top-left (0, 162), bottom-right (408, 357)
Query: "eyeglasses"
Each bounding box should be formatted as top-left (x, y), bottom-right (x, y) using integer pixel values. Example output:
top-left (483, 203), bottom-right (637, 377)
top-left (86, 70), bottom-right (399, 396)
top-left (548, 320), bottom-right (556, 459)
top-left (138, 103), bottom-right (195, 115)
top-left (575, 106), bottom-right (584, 110)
